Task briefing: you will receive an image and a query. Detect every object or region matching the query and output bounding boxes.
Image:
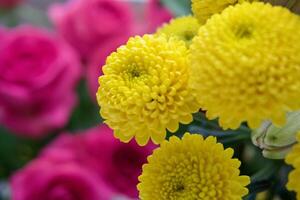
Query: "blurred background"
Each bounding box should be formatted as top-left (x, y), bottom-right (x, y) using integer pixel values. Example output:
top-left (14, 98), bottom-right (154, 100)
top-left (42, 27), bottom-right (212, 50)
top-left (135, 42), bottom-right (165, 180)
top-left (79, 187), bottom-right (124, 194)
top-left (0, 0), bottom-right (192, 199)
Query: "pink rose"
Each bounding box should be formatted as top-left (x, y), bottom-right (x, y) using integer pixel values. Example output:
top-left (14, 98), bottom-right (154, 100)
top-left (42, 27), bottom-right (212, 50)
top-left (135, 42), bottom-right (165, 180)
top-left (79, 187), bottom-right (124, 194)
top-left (49, 0), bottom-right (134, 60)
top-left (0, 26), bottom-right (81, 138)
top-left (146, 0), bottom-right (173, 33)
top-left (41, 125), bottom-right (156, 198)
top-left (0, 0), bottom-right (23, 8)
top-left (86, 35), bottom-right (129, 99)
top-left (11, 159), bottom-right (114, 200)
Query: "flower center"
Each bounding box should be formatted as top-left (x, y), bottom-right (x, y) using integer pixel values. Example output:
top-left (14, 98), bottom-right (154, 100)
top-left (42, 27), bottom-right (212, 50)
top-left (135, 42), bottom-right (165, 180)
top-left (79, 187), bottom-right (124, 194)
top-left (234, 24), bottom-right (253, 39)
top-left (47, 185), bottom-right (75, 200)
top-left (122, 64), bottom-right (146, 84)
top-left (129, 68), bottom-right (141, 78)
top-left (175, 183), bottom-right (185, 192)
top-left (123, 64), bottom-right (147, 81)
top-left (183, 31), bottom-right (195, 42)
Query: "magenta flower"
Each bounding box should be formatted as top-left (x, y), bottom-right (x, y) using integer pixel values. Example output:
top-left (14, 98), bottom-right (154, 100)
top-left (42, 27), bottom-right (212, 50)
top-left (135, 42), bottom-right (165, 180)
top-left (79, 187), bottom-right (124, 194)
top-left (146, 0), bottom-right (173, 33)
top-left (11, 159), bottom-right (114, 200)
top-left (0, 26), bottom-right (81, 138)
top-left (86, 35), bottom-right (129, 99)
top-left (40, 125), bottom-right (156, 198)
top-left (49, 0), bottom-right (134, 60)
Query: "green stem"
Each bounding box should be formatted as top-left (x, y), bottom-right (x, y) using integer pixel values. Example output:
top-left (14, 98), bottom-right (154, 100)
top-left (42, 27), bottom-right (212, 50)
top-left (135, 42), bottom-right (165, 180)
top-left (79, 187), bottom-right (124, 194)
top-left (251, 161), bottom-right (282, 182)
top-left (245, 161), bottom-right (283, 198)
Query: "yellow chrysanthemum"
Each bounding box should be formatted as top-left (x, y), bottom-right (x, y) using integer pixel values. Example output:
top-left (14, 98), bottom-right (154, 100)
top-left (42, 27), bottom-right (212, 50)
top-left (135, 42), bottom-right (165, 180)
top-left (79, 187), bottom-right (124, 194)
top-left (97, 35), bottom-right (199, 146)
top-left (285, 132), bottom-right (300, 199)
top-left (190, 2), bottom-right (300, 130)
top-left (156, 16), bottom-right (201, 47)
top-left (138, 133), bottom-right (250, 200)
top-left (191, 0), bottom-right (257, 24)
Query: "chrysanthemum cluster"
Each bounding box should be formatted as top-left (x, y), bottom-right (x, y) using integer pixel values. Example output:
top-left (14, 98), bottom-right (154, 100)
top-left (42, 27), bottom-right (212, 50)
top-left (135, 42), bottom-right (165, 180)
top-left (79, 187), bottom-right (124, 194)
top-left (138, 133), bottom-right (250, 200)
top-left (156, 16), bottom-right (201, 47)
top-left (190, 2), bottom-right (300, 129)
top-left (96, 1), bottom-right (300, 198)
top-left (97, 35), bottom-right (199, 146)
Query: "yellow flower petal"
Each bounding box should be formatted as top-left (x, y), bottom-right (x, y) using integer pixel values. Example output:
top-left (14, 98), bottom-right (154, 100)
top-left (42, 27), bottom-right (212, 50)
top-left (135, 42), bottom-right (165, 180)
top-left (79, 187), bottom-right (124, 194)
top-left (286, 132), bottom-right (300, 198)
top-left (97, 35), bottom-right (199, 145)
top-left (138, 133), bottom-right (250, 200)
top-left (190, 2), bottom-right (300, 129)
top-left (156, 16), bottom-right (201, 47)
top-left (191, 0), bottom-right (258, 24)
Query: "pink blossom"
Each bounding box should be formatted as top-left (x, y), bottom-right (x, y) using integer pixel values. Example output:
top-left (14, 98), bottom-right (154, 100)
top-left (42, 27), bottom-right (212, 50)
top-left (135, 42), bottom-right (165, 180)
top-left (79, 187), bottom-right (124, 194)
top-left (11, 159), bottom-right (114, 200)
top-left (0, 26), bottom-right (81, 138)
top-left (49, 0), bottom-right (134, 60)
top-left (86, 35), bottom-right (129, 99)
top-left (146, 0), bottom-right (173, 33)
top-left (41, 125), bottom-right (156, 198)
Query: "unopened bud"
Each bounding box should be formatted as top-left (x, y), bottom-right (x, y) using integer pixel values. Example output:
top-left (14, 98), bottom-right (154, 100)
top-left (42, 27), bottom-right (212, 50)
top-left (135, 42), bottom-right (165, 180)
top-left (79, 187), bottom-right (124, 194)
top-left (252, 111), bottom-right (300, 159)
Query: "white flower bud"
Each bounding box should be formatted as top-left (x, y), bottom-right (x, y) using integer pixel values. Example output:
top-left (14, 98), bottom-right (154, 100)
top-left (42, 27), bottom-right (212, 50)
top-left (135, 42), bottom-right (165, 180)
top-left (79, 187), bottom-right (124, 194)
top-left (252, 111), bottom-right (300, 159)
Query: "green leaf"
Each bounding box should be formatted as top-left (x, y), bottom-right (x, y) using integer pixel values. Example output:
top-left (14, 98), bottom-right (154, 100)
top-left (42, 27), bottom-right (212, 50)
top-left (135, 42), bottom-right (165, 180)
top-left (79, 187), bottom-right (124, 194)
top-left (160, 0), bottom-right (192, 16)
top-left (0, 127), bottom-right (47, 178)
top-left (189, 112), bottom-right (251, 145)
top-left (0, 8), bottom-right (20, 27)
top-left (67, 80), bottom-right (102, 131)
